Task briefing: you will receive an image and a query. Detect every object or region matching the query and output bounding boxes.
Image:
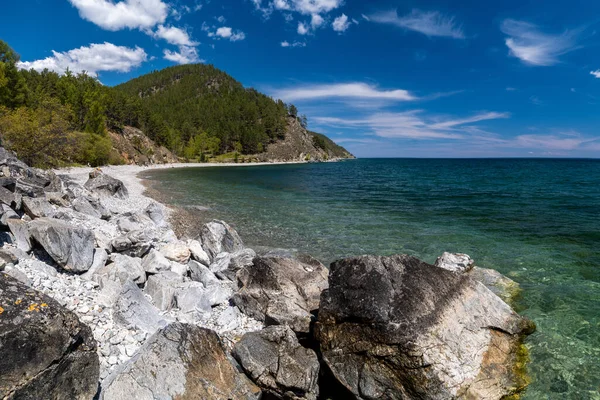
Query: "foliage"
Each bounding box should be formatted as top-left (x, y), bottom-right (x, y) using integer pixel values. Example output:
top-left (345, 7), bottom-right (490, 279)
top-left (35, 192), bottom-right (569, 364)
top-left (310, 131), bottom-right (351, 158)
top-left (116, 64), bottom-right (292, 155)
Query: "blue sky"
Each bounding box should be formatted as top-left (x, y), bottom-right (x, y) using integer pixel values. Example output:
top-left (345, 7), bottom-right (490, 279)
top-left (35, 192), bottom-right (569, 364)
top-left (2, 0), bottom-right (600, 158)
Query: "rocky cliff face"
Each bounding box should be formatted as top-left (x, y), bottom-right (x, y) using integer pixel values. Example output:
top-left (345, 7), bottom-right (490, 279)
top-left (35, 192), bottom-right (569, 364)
top-left (109, 126), bottom-right (179, 166)
top-left (256, 117), bottom-right (354, 162)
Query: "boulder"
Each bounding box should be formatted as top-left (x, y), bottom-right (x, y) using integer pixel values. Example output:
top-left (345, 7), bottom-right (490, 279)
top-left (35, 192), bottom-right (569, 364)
top-left (470, 266), bottom-right (522, 304)
top-left (141, 248), bottom-right (172, 274)
top-left (144, 202), bottom-right (168, 227)
top-left (188, 239), bottom-right (210, 266)
top-left (100, 323), bottom-right (261, 400)
top-left (84, 170), bottom-right (128, 199)
top-left (189, 260), bottom-right (221, 287)
top-left (233, 256), bottom-right (329, 334)
top-left (22, 196), bottom-right (55, 219)
top-left (72, 197), bottom-right (102, 219)
top-left (113, 280), bottom-right (170, 334)
top-left (116, 212), bottom-right (155, 233)
top-left (174, 282), bottom-right (212, 320)
top-left (111, 229), bottom-right (153, 258)
top-left (103, 253), bottom-right (146, 285)
top-left (0, 273), bottom-right (99, 399)
top-left (200, 220), bottom-right (244, 261)
top-left (81, 248), bottom-right (109, 280)
top-left (144, 271), bottom-right (183, 311)
top-left (0, 186), bottom-right (18, 208)
top-left (6, 218), bottom-right (30, 252)
top-left (233, 325), bottom-right (320, 400)
top-left (44, 191), bottom-right (70, 207)
top-left (314, 255), bottom-right (536, 400)
top-left (1, 204), bottom-right (20, 226)
top-left (28, 218), bottom-right (95, 272)
top-left (160, 242), bottom-right (191, 264)
top-left (210, 248), bottom-right (256, 281)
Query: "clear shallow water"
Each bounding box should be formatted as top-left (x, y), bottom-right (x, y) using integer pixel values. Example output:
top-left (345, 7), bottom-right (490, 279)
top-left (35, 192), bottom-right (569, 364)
top-left (143, 159), bottom-right (600, 399)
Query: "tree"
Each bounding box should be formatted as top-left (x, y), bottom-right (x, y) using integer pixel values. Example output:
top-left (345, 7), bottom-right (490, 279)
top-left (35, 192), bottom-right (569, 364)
top-left (300, 114), bottom-right (308, 129)
top-left (0, 40), bottom-right (27, 108)
top-left (288, 104), bottom-right (298, 118)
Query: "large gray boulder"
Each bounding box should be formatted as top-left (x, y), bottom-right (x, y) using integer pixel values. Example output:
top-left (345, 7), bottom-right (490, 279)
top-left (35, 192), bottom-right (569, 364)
top-left (100, 323), bottom-right (261, 400)
top-left (141, 248), bottom-right (171, 274)
top-left (314, 255), bottom-right (536, 400)
top-left (110, 229), bottom-right (153, 258)
top-left (0, 273), bottom-right (99, 399)
top-left (210, 248), bottom-right (256, 281)
top-left (84, 169), bottom-right (128, 199)
top-left (22, 196), bottom-right (55, 219)
top-left (6, 218), bottom-right (31, 252)
top-left (28, 217), bottom-right (95, 272)
top-left (144, 271), bottom-right (184, 311)
top-left (233, 256), bottom-right (329, 334)
top-left (113, 280), bottom-right (170, 334)
top-left (233, 325), bottom-right (320, 400)
top-left (200, 220), bottom-right (244, 261)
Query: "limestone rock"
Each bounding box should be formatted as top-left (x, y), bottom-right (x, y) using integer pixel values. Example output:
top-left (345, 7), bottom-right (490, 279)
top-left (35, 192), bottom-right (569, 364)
top-left (111, 229), bottom-right (153, 258)
top-left (233, 256), bottom-right (329, 333)
top-left (82, 248), bottom-right (109, 280)
top-left (435, 252), bottom-right (475, 273)
top-left (103, 253), bottom-right (146, 285)
top-left (100, 323), bottom-right (260, 400)
top-left (28, 218), bottom-right (95, 272)
top-left (141, 248), bottom-right (171, 274)
top-left (113, 280), bottom-right (170, 334)
top-left (84, 170), bottom-right (128, 199)
top-left (233, 325), bottom-right (320, 400)
top-left (22, 196), bottom-right (55, 219)
top-left (470, 266), bottom-right (522, 304)
top-left (200, 220), bottom-right (244, 261)
top-left (0, 273), bottom-right (99, 399)
top-left (210, 248), bottom-right (256, 281)
top-left (189, 260), bottom-right (221, 287)
top-left (160, 242), bottom-right (191, 264)
top-left (6, 218), bottom-right (31, 252)
top-left (175, 282), bottom-right (212, 320)
top-left (188, 239), bottom-right (210, 266)
top-left (144, 271), bottom-right (183, 311)
top-left (314, 255), bottom-right (536, 400)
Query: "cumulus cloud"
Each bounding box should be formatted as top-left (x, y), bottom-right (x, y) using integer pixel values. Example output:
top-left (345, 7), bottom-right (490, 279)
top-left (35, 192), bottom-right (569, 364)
top-left (590, 70), bottom-right (600, 78)
top-left (273, 82), bottom-right (417, 102)
top-left (154, 25), bottom-right (198, 46)
top-left (281, 41), bottom-right (306, 47)
top-left (501, 19), bottom-right (580, 66)
top-left (369, 9), bottom-right (465, 39)
top-left (163, 45), bottom-right (201, 64)
top-left (67, 0), bottom-right (169, 31)
top-left (297, 22), bottom-right (309, 35)
top-left (332, 14), bottom-right (350, 32)
top-left (311, 14), bottom-right (325, 28)
top-left (215, 27), bottom-right (246, 41)
top-left (314, 110), bottom-right (509, 140)
top-left (17, 42), bottom-right (147, 76)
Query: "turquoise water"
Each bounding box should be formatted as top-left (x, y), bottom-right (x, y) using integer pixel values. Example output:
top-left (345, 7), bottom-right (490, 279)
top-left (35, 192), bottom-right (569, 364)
top-left (142, 159), bottom-right (600, 399)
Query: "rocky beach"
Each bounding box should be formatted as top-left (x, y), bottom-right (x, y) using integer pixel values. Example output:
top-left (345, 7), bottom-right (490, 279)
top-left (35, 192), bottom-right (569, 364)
top-left (0, 148), bottom-right (535, 399)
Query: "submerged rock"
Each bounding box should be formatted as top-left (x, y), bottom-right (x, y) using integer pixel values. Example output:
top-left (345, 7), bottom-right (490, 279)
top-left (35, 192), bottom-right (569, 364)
top-left (100, 323), bottom-right (261, 400)
top-left (233, 325), bottom-right (320, 400)
top-left (315, 255), bottom-right (535, 400)
top-left (0, 273), bottom-right (99, 399)
top-left (233, 256), bottom-right (328, 333)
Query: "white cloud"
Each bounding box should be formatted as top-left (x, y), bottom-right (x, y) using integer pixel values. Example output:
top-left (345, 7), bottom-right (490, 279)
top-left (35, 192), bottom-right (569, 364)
top-left (163, 45), bottom-right (201, 64)
top-left (332, 14), bottom-right (350, 32)
top-left (297, 22), bottom-right (309, 35)
top-left (154, 25), bottom-right (198, 46)
top-left (17, 42), bottom-right (147, 76)
top-left (67, 0), bottom-right (168, 31)
top-left (590, 70), bottom-right (600, 78)
top-left (311, 14), bottom-right (324, 28)
top-left (369, 9), bottom-right (465, 39)
top-left (514, 133), bottom-right (598, 151)
top-left (501, 19), bottom-right (580, 66)
top-left (361, 14), bottom-right (370, 21)
top-left (314, 110), bottom-right (509, 140)
top-left (273, 82), bottom-right (417, 101)
top-left (281, 41), bottom-right (306, 47)
top-left (214, 27), bottom-right (246, 41)
top-left (216, 16), bottom-right (226, 23)
top-left (252, 0), bottom-right (343, 18)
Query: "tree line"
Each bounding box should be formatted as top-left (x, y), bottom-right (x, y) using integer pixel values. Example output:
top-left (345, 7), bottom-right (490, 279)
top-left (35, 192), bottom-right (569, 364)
top-left (0, 40), bottom-right (308, 167)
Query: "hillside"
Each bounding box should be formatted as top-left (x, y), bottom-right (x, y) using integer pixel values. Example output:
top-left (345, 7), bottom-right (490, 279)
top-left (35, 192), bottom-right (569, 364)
top-left (116, 64), bottom-right (353, 161)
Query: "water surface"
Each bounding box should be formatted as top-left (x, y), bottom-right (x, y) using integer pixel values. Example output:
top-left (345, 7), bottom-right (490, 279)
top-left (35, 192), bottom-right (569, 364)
top-left (143, 158), bottom-right (600, 399)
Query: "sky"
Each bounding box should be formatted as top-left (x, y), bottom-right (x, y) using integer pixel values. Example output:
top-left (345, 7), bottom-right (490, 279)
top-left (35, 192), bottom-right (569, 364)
top-left (2, 0), bottom-right (600, 158)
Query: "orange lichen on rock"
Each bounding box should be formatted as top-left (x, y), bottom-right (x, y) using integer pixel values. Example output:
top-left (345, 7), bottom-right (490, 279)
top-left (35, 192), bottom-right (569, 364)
top-left (0, 305), bottom-right (4, 314)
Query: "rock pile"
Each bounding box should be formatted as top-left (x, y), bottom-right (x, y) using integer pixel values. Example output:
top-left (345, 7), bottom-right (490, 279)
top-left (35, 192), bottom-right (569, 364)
top-left (0, 147), bottom-right (535, 399)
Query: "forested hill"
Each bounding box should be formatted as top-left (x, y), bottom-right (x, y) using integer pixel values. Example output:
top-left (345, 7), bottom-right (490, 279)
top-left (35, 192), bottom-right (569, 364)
top-left (0, 39), bottom-right (352, 167)
top-left (115, 64), bottom-right (354, 161)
